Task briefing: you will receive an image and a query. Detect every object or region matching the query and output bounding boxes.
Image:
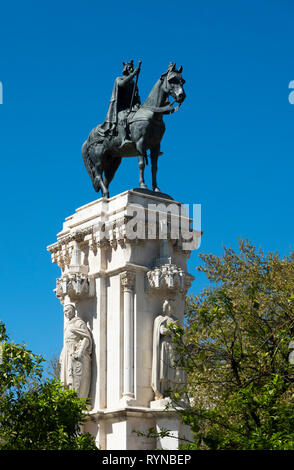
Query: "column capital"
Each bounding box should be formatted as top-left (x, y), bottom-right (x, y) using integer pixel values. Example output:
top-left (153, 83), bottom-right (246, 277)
top-left (120, 271), bottom-right (136, 291)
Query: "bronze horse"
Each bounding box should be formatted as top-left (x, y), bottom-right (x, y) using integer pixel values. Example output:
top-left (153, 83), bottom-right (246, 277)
top-left (82, 63), bottom-right (186, 198)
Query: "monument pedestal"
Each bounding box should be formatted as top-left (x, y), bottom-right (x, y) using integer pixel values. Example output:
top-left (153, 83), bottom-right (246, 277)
top-left (48, 189), bottom-right (199, 450)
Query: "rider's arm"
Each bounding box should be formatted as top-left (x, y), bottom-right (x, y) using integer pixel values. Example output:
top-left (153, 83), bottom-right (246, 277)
top-left (118, 69), bottom-right (139, 87)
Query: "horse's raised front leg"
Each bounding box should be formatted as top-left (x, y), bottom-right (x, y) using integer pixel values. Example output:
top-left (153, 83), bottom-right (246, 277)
top-left (151, 148), bottom-right (160, 192)
top-left (136, 138), bottom-right (148, 189)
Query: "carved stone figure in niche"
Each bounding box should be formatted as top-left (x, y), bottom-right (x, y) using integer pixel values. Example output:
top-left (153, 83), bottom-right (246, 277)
top-left (60, 303), bottom-right (92, 399)
top-left (151, 299), bottom-right (181, 400)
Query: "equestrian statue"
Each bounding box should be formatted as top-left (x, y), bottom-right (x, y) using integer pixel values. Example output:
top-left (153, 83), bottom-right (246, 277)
top-left (82, 61), bottom-right (186, 198)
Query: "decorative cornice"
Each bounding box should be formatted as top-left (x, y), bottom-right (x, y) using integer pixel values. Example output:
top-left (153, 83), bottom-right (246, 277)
top-left (47, 216), bottom-right (199, 262)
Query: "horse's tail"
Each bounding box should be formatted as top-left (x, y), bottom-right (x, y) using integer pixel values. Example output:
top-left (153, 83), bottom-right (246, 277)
top-left (81, 141), bottom-right (101, 193)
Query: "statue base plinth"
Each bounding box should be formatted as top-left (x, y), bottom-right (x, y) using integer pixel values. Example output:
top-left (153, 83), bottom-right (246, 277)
top-left (131, 187), bottom-right (174, 201)
top-left (84, 406), bottom-right (192, 450)
top-left (48, 189), bottom-right (198, 449)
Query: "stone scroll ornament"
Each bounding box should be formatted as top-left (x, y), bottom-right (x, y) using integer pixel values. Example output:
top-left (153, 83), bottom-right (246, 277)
top-left (60, 303), bottom-right (92, 399)
top-left (151, 299), bottom-right (183, 400)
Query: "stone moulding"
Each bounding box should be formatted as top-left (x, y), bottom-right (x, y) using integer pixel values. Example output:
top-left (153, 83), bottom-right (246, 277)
top-left (86, 407), bottom-right (180, 421)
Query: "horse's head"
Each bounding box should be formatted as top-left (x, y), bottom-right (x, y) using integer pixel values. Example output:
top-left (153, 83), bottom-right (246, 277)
top-left (161, 62), bottom-right (186, 104)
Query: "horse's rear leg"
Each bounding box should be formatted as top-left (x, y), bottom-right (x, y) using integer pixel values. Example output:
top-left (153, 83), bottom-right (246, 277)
top-left (89, 146), bottom-right (109, 198)
top-left (138, 156), bottom-right (148, 189)
top-left (136, 138), bottom-right (148, 189)
top-left (151, 148), bottom-right (160, 192)
top-left (95, 165), bottom-right (109, 198)
top-left (90, 162), bottom-right (107, 196)
top-left (104, 157), bottom-right (122, 193)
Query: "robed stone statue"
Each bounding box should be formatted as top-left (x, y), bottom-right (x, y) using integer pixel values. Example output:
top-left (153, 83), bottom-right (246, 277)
top-left (151, 299), bottom-right (183, 400)
top-left (60, 303), bottom-right (92, 399)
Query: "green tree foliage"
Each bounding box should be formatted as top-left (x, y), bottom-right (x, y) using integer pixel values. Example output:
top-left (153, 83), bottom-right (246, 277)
top-left (171, 240), bottom-right (294, 450)
top-left (0, 322), bottom-right (97, 450)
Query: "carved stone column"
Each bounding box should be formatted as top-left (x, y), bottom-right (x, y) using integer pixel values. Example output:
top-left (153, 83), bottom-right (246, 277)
top-left (120, 271), bottom-right (136, 403)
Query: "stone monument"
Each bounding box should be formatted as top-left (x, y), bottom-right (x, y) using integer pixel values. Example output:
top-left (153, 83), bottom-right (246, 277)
top-left (48, 61), bottom-right (200, 449)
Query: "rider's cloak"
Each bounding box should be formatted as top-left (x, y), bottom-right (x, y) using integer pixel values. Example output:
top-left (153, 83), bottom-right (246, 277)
top-left (98, 77), bottom-right (121, 135)
top-left (86, 75), bottom-right (140, 147)
top-left (97, 76), bottom-right (140, 136)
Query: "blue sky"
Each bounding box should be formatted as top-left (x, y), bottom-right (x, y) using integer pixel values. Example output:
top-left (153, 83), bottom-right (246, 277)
top-left (0, 0), bottom-right (293, 364)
